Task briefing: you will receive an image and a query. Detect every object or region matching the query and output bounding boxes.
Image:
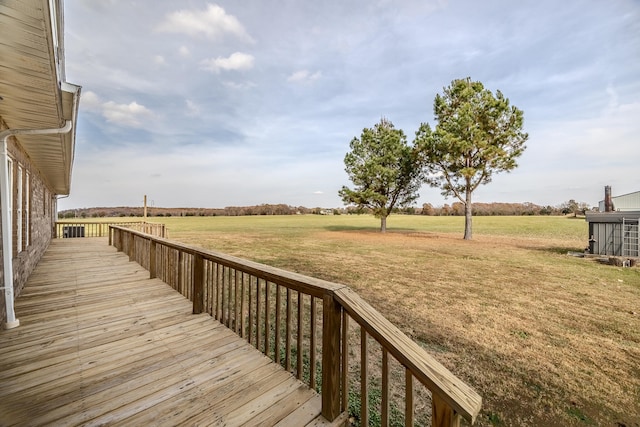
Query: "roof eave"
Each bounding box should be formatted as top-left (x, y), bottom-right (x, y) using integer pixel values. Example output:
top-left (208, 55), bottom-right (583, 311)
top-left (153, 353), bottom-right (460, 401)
top-left (0, 0), bottom-right (81, 195)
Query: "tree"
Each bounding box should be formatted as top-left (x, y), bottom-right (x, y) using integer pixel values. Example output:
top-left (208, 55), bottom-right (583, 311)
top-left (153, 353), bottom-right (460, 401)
top-left (339, 118), bottom-right (423, 232)
top-left (560, 199), bottom-right (579, 216)
top-left (560, 199), bottom-right (591, 217)
top-left (415, 77), bottom-right (528, 239)
top-left (421, 203), bottom-right (435, 216)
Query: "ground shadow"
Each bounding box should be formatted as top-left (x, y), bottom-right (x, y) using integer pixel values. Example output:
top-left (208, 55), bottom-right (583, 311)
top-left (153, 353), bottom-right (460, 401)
top-left (535, 246), bottom-right (586, 255)
top-left (324, 225), bottom-right (417, 233)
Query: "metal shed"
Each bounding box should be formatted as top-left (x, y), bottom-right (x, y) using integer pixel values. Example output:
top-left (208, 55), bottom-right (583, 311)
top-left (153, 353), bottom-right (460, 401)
top-left (598, 190), bottom-right (640, 212)
top-left (585, 211), bottom-right (640, 257)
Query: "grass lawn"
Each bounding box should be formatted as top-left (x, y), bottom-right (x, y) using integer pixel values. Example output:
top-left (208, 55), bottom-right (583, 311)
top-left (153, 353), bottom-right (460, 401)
top-left (96, 214), bottom-right (640, 426)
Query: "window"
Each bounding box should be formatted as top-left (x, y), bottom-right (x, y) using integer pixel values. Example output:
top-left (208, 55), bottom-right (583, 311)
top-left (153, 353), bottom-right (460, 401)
top-left (7, 158), bottom-right (12, 236)
top-left (24, 171), bottom-right (30, 247)
top-left (16, 166), bottom-right (22, 253)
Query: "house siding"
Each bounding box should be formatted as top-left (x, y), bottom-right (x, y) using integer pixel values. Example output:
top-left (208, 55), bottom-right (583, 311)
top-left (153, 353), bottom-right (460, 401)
top-left (1, 118), bottom-right (57, 323)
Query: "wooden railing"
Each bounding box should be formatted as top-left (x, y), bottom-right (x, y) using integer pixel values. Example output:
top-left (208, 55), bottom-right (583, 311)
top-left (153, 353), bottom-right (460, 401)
top-left (55, 221), bottom-right (166, 239)
top-left (109, 225), bottom-right (482, 426)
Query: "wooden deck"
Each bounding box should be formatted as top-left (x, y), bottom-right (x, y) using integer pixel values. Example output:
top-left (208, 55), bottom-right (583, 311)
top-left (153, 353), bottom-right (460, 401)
top-left (0, 238), bottom-right (338, 426)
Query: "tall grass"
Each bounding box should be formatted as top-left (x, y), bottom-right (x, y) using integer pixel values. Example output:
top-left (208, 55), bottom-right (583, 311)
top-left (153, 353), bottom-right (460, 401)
top-left (68, 214), bottom-right (638, 426)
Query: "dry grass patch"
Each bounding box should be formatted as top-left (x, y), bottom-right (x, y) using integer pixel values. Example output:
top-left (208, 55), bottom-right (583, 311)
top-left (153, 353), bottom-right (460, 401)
top-left (161, 215), bottom-right (639, 426)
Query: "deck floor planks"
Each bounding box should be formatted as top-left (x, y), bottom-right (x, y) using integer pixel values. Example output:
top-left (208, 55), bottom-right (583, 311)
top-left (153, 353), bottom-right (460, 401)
top-left (0, 328), bottom-right (246, 424)
top-left (0, 238), bottom-right (332, 426)
top-left (120, 360), bottom-right (292, 426)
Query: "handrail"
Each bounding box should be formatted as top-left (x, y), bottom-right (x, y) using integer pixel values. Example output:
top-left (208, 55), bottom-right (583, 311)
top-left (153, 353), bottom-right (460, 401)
top-left (109, 225), bottom-right (482, 426)
top-left (334, 287), bottom-right (481, 422)
top-left (55, 221), bottom-right (166, 239)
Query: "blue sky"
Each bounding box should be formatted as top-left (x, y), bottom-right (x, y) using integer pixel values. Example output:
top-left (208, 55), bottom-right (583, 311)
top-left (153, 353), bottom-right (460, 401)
top-left (60, 0), bottom-right (640, 210)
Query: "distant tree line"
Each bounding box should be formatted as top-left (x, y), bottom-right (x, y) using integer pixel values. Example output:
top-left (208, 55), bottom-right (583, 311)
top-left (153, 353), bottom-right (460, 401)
top-left (58, 200), bottom-right (593, 220)
top-left (420, 201), bottom-right (591, 216)
top-left (348, 201), bottom-right (592, 216)
top-left (58, 204), bottom-right (340, 219)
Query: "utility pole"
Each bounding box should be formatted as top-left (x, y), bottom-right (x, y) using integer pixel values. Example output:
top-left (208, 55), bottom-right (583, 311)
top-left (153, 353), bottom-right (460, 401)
top-left (144, 195), bottom-right (147, 219)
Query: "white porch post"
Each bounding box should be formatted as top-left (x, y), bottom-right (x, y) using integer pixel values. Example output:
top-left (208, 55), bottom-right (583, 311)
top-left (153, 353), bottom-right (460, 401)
top-left (0, 135), bottom-right (18, 329)
top-left (0, 121), bottom-right (71, 329)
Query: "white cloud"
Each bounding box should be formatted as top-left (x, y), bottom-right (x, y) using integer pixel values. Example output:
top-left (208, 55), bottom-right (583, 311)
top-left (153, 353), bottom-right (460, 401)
top-left (200, 52), bottom-right (254, 73)
top-left (154, 55), bottom-right (166, 65)
top-left (178, 46), bottom-right (190, 57)
top-left (185, 99), bottom-right (200, 116)
top-left (80, 90), bottom-right (103, 111)
top-left (157, 4), bottom-right (253, 43)
top-left (82, 91), bottom-right (152, 127)
top-left (102, 101), bottom-right (153, 127)
top-left (287, 70), bottom-right (322, 83)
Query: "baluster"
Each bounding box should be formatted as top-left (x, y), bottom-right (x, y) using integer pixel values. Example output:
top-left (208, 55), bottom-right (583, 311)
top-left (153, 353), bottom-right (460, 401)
top-left (275, 284), bottom-right (281, 364)
top-left (240, 272), bottom-right (246, 338)
top-left (226, 267), bottom-right (232, 328)
top-left (216, 264), bottom-right (222, 321)
top-left (128, 232), bottom-right (134, 261)
top-left (285, 288), bottom-right (292, 372)
top-left (221, 266), bottom-right (227, 324)
top-left (310, 296), bottom-right (317, 389)
top-left (234, 269), bottom-right (240, 334)
top-left (149, 240), bottom-right (156, 279)
top-left (382, 348), bottom-right (389, 427)
top-left (297, 292), bottom-right (303, 380)
top-left (265, 281), bottom-right (271, 357)
top-left (248, 274), bottom-right (254, 344)
top-left (406, 369), bottom-right (414, 427)
top-left (256, 277), bottom-right (262, 351)
top-left (341, 311), bottom-right (349, 412)
top-left (361, 329), bottom-right (368, 426)
top-left (178, 251), bottom-right (183, 295)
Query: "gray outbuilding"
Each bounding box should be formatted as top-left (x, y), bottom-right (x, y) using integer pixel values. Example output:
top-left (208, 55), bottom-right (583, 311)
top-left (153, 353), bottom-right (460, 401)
top-left (585, 211), bottom-right (640, 257)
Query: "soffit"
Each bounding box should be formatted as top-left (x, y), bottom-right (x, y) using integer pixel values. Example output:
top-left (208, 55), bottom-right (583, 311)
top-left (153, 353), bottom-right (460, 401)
top-left (0, 0), bottom-right (78, 195)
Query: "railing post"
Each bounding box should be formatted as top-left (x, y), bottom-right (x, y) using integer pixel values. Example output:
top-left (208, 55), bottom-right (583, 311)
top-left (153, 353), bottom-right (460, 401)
top-left (192, 253), bottom-right (204, 314)
top-left (432, 393), bottom-right (461, 427)
top-left (322, 292), bottom-right (342, 421)
top-left (108, 226), bottom-right (112, 246)
top-left (149, 240), bottom-right (156, 279)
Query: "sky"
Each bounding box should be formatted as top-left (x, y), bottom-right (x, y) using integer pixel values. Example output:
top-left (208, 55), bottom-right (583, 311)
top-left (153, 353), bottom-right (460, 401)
top-left (60, 0), bottom-right (640, 211)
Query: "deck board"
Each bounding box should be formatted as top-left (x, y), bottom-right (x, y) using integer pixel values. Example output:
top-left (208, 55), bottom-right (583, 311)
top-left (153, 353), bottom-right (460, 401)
top-left (0, 238), bottom-right (337, 426)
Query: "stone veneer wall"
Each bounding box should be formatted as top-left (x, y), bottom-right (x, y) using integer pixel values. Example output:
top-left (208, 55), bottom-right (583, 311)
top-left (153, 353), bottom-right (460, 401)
top-left (0, 118), bottom-right (57, 324)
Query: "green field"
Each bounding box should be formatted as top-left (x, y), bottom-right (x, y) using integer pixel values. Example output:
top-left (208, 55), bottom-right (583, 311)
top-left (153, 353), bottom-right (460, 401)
top-left (160, 213), bottom-right (588, 244)
top-left (71, 214), bottom-right (640, 426)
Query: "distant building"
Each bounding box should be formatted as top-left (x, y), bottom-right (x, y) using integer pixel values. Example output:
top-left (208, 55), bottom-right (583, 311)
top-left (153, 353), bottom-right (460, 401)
top-left (587, 186), bottom-right (640, 257)
top-left (598, 187), bottom-right (640, 212)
